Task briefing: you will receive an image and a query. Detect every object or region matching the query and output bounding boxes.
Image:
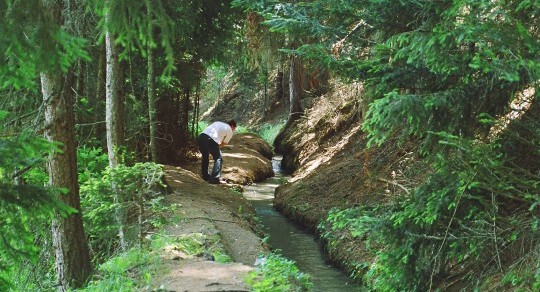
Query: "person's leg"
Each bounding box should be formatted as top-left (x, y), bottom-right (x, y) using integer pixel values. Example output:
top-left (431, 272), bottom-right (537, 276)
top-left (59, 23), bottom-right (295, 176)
top-left (197, 134), bottom-right (210, 181)
top-left (208, 141), bottom-right (223, 182)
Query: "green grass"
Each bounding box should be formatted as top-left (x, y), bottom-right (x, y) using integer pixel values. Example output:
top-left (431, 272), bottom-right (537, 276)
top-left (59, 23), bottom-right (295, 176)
top-left (191, 121), bottom-right (209, 137)
top-left (236, 125), bottom-right (250, 134)
top-left (258, 121), bottom-right (285, 145)
top-left (246, 253), bottom-right (313, 291)
top-left (79, 247), bottom-right (161, 291)
top-left (213, 251), bottom-right (233, 263)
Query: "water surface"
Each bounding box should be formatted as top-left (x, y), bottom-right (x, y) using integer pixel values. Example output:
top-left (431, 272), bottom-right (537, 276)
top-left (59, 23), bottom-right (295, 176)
top-left (243, 157), bottom-right (364, 292)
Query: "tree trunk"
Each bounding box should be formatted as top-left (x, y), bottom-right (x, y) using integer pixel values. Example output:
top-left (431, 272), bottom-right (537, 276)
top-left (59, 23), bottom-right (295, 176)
top-left (288, 55), bottom-right (303, 122)
top-left (263, 69), bottom-right (268, 117)
top-left (274, 54), bottom-right (304, 163)
top-left (180, 88), bottom-right (191, 147)
top-left (105, 5), bottom-right (127, 251)
top-left (147, 0), bottom-right (158, 162)
top-left (41, 70), bottom-right (92, 291)
top-left (105, 29), bottom-right (124, 166)
top-left (195, 82), bottom-right (201, 137)
top-left (40, 1), bottom-right (92, 289)
top-left (156, 93), bottom-right (182, 164)
top-left (191, 82), bottom-right (200, 139)
top-left (95, 42), bottom-right (106, 145)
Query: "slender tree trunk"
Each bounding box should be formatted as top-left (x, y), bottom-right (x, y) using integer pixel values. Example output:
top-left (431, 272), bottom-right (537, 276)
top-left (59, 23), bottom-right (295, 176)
top-left (288, 55), bottom-right (303, 122)
top-left (95, 42), bottom-right (106, 144)
top-left (191, 82), bottom-right (200, 139)
top-left (262, 69), bottom-right (268, 117)
top-left (274, 54), bottom-right (304, 158)
top-left (274, 59), bottom-right (285, 104)
top-left (287, 0), bottom-right (302, 122)
top-left (147, 5), bottom-right (158, 162)
top-left (105, 5), bottom-right (127, 251)
top-left (195, 81), bottom-right (201, 138)
top-left (42, 70), bottom-right (92, 291)
top-left (105, 29), bottom-right (124, 166)
top-left (179, 88), bottom-right (191, 147)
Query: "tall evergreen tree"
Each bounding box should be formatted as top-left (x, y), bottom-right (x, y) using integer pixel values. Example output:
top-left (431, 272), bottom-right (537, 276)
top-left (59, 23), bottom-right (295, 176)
top-left (40, 1), bottom-right (92, 289)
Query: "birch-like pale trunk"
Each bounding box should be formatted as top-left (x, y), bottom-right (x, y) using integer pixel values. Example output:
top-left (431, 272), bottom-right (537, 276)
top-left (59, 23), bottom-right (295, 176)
top-left (147, 0), bottom-right (158, 162)
top-left (105, 5), bottom-right (127, 251)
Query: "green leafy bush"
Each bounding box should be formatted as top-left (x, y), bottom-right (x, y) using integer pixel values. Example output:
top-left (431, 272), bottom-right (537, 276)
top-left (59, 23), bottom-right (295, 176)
top-left (258, 122), bottom-right (285, 145)
top-left (80, 162), bottom-right (168, 260)
top-left (320, 131), bottom-right (540, 291)
top-left (191, 121), bottom-right (209, 137)
top-left (77, 147), bottom-right (109, 185)
top-left (246, 253), bottom-right (312, 291)
top-left (80, 247), bottom-right (160, 292)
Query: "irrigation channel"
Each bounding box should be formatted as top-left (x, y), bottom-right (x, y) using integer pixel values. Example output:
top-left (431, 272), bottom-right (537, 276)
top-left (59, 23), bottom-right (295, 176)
top-left (243, 156), bottom-right (365, 292)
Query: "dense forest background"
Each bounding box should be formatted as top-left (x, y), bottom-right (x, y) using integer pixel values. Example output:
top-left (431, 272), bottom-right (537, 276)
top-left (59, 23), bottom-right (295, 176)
top-left (1, 0), bottom-right (539, 291)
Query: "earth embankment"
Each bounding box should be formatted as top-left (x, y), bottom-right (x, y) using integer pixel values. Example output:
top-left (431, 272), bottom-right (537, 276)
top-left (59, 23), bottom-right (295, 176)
top-left (273, 82), bottom-right (422, 277)
top-left (152, 133), bottom-right (274, 291)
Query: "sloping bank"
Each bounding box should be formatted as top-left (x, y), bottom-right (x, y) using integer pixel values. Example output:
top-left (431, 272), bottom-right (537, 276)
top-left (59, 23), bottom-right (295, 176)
top-left (273, 92), bottom-right (422, 283)
top-left (151, 133), bottom-right (276, 291)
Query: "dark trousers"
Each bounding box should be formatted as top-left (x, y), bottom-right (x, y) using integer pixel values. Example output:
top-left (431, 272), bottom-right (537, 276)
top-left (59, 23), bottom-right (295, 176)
top-left (197, 133), bottom-right (222, 180)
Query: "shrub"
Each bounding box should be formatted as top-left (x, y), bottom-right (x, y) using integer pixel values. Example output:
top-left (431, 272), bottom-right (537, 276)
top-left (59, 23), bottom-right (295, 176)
top-left (258, 121), bottom-right (285, 145)
top-left (80, 162), bottom-right (168, 261)
top-left (320, 132), bottom-right (540, 291)
top-left (80, 247), bottom-right (160, 291)
top-left (246, 253), bottom-right (312, 291)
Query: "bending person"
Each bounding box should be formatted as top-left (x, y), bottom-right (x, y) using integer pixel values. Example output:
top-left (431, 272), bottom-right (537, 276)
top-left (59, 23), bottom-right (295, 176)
top-left (197, 120), bottom-right (237, 184)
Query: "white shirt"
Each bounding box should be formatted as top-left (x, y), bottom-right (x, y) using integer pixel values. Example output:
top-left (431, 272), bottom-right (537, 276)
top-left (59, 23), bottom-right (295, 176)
top-left (202, 122), bottom-right (234, 144)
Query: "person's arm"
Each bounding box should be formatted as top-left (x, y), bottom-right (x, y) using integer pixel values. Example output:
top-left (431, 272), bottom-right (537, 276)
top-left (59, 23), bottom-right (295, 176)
top-left (220, 131), bottom-right (233, 147)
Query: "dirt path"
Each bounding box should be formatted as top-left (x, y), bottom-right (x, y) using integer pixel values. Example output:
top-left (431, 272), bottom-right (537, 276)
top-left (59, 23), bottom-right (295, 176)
top-left (151, 134), bottom-right (274, 291)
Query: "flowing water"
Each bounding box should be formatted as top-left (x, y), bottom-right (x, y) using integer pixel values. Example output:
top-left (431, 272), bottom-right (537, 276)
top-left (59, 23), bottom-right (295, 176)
top-left (243, 156), bottom-right (365, 292)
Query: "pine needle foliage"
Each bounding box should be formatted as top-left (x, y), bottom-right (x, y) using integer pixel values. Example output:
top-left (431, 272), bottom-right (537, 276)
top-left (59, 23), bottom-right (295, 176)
top-left (0, 111), bottom-right (75, 289)
top-left (92, 0), bottom-right (176, 75)
top-left (0, 0), bottom-right (89, 89)
top-left (234, 0), bottom-right (540, 146)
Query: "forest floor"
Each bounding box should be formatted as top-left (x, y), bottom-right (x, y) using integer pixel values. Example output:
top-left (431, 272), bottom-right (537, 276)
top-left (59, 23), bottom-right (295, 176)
top-left (150, 133), bottom-right (274, 291)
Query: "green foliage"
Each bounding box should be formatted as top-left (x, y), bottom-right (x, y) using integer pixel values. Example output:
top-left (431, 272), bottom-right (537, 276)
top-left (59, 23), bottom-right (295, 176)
top-left (237, 0), bottom-right (540, 147)
top-left (241, 0), bottom-right (540, 289)
top-left (258, 121), bottom-right (285, 145)
top-left (0, 0), bottom-right (90, 89)
top-left (92, 0), bottom-right (175, 75)
top-left (0, 111), bottom-right (76, 289)
top-left (80, 160), bottom-right (168, 260)
top-left (236, 125), bottom-right (250, 134)
top-left (77, 147), bottom-right (109, 185)
top-left (192, 121), bottom-right (209, 137)
top-left (165, 233), bottom-right (206, 256)
top-left (213, 250), bottom-right (233, 264)
top-left (246, 253), bottom-right (313, 292)
top-left (79, 247), bottom-right (160, 291)
top-left (320, 130), bottom-right (540, 290)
